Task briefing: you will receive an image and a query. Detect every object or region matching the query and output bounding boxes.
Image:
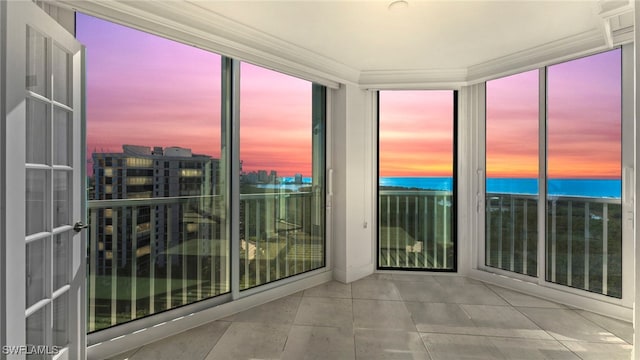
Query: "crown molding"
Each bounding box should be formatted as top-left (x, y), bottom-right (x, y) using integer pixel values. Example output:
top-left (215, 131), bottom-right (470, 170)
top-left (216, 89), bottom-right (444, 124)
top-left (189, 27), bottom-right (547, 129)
top-left (358, 68), bottom-right (468, 90)
top-left (58, 1), bottom-right (628, 90)
top-left (597, 0), bottom-right (635, 47)
top-left (59, 0), bottom-right (359, 88)
top-left (598, 0), bottom-right (633, 19)
top-left (467, 29), bottom-right (609, 85)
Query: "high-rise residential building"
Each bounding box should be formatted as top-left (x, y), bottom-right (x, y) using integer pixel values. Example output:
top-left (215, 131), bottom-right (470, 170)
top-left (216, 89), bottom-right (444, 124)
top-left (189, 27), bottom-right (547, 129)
top-left (91, 145), bottom-right (218, 276)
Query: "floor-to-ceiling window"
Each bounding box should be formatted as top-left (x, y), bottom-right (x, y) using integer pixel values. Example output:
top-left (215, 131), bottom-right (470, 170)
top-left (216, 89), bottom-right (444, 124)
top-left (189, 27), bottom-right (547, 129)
top-left (77, 14), bottom-right (229, 332)
top-left (378, 91), bottom-right (456, 270)
top-left (78, 13), bottom-right (327, 334)
top-left (547, 49), bottom-right (622, 298)
top-left (485, 70), bottom-right (539, 276)
top-left (238, 63), bottom-right (326, 290)
top-left (483, 48), bottom-right (623, 299)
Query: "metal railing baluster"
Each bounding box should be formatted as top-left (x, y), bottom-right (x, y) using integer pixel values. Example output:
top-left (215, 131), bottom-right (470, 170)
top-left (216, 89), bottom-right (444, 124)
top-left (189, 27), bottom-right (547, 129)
top-left (510, 195), bottom-right (515, 272)
top-left (131, 206), bottom-right (137, 319)
top-left (385, 195), bottom-right (391, 266)
top-left (498, 196), bottom-right (503, 269)
top-left (423, 196), bottom-right (428, 268)
top-left (584, 202), bottom-right (590, 291)
top-left (567, 201), bottom-right (572, 287)
top-left (395, 196), bottom-right (400, 267)
top-left (443, 195), bottom-right (448, 269)
top-left (523, 199), bottom-right (528, 275)
top-left (602, 203), bottom-right (608, 295)
top-left (256, 201), bottom-right (261, 286)
top-left (111, 208), bottom-right (118, 326)
top-left (244, 201), bottom-right (249, 288)
top-left (150, 208), bottom-right (156, 313)
top-left (414, 196), bottom-right (418, 268)
top-left (405, 196), bottom-right (409, 267)
top-left (551, 200), bottom-right (557, 283)
top-left (433, 196), bottom-right (438, 267)
top-left (486, 197), bottom-right (491, 266)
top-left (89, 209), bottom-right (97, 332)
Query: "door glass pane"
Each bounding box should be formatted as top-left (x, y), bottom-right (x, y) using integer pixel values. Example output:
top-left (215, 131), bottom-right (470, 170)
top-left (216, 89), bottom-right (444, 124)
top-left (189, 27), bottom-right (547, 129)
top-left (77, 13), bottom-right (228, 332)
top-left (53, 170), bottom-right (71, 228)
top-left (53, 43), bottom-right (71, 106)
top-left (378, 91), bottom-right (455, 270)
top-left (26, 98), bottom-right (49, 165)
top-left (26, 239), bottom-right (47, 308)
top-left (239, 63), bottom-right (325, 290)
top-left (547, 49), bottom-right (622, 298)
top-left (26, 306), bottom-right (47, 357)
top-left (26, 27), bottom-right (48, 97)
top-left (53, 292), bottom-right (69, 347)
top-left (54, 232), bottom-right (70, 290)
top-left (53, 107), bottom-right (71, 166)
top-left (26, 169), bottom-right (49, 235)
top-left (485, 70), bottom-right (539, 276)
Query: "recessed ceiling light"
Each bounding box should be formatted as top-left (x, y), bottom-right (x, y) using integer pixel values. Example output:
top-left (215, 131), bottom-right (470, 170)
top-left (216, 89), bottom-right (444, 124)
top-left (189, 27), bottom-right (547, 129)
top-left (388, 0), bottom-right (409, 11)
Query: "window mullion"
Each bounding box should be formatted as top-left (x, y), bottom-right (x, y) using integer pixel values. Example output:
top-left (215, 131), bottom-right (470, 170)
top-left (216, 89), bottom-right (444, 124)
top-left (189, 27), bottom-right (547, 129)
top-left (537, 67), bottom-right (547, 287)
top-left (225, 57), bottom-right (241, 300)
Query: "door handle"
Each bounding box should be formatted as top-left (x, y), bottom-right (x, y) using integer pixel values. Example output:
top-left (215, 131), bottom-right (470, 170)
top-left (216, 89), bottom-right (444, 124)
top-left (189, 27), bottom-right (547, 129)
top-left (73, 221), bottom-right (89, 233)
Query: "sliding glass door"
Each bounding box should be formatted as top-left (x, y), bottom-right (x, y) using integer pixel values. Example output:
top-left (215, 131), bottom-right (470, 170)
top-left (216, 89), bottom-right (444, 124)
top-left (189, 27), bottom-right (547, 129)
top-left (238, 63), bottom-right (326, 290)
top-left (485, 70), bottom-right (539, 276)
top-left (547, 49), bottom-right (622, 297)
top-left (378, 91), bottom-right (456, 271)
top-left (483, 48), bottom-right (624, 299)
top-left (79, 12), bottom-right (327, 336)
top-left (78, 14), bottom-right (229, 332)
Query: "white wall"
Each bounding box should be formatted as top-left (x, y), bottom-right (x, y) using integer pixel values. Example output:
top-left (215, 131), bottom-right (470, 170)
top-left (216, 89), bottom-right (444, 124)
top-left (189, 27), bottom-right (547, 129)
top-left (331, 84), bottom-right (376, 283)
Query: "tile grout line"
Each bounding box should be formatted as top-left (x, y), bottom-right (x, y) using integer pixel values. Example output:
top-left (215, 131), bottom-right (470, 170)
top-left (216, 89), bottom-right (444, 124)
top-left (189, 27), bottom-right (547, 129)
top-left (351, 284), bottom-right (357, 359)
top-left (119, 345), bottom-right (143, 360)
top-left (503, 300), bottom-right (584, 358)
top-left (571, 308), bottom-right (633, 345)
top-left (478, 279), bottom-right (579, 358)
top-left (402, 294), bottom-right (435, 359)
top-left (201, 321), bottom-right (233, 360)
top-left (280, 291), bottom-right (306, 355)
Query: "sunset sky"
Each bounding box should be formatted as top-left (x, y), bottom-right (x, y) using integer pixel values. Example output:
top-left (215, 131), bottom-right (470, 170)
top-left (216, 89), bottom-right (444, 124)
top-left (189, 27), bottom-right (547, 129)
top-left (487, 49), bottom-right (621, 180)
top-left (379, 90), bottom-right (454, 177)
top-left (486, 70), bottom-right (539, 178)
top-left (77, 13), bottom-right (312, 177)
top-left (547, 49), bottom-right (621, 179)
top-left (78, 13), bottom-right (621, 180)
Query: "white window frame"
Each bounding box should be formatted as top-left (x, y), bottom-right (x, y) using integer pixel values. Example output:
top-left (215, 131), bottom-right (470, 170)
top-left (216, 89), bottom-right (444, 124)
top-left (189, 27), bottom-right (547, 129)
top-left (472, 45), bottom-right (634, 320)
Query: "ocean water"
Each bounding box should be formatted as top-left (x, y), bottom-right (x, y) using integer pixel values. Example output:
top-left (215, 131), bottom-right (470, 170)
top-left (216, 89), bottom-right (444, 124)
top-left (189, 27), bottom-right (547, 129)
top-left (380, 177), bottom-right (621, 199)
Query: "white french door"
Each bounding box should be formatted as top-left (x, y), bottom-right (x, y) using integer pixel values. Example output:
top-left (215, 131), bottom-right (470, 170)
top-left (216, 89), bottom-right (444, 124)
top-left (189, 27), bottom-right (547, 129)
top-left (2, 2), bottom-right (84, 359)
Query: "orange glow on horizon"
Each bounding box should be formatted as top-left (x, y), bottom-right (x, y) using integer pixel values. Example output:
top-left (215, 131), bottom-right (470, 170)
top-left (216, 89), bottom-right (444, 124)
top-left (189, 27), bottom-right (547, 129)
top-left (379, 90), bottom-right (454, 178)
top-left (486, 49), bottom-right (621, 180)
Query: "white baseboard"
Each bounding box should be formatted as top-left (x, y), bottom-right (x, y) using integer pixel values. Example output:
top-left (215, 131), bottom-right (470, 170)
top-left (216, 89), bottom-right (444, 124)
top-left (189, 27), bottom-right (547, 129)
top-left (333, 262), bottom-right (375, 283)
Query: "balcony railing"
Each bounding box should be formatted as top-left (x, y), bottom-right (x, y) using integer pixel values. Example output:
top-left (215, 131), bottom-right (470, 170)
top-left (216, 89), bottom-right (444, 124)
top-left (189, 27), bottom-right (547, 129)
top-left (239, 192), bottom-right (324, 290)
top-left (379, 190), bottom-right (454, 270)
top-left (378, 190), bottom-right (621, 297)
top-left (486, 193), bottom-right (622, 298)
top-left (87, 191), bottom-right (324, 332)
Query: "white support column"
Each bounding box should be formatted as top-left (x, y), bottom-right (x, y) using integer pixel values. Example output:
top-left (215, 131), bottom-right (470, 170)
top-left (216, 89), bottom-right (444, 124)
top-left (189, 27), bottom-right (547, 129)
top-left (457, 84), bottom-right (485, 276)
top-left (331, 84), bottom-right (376, 283)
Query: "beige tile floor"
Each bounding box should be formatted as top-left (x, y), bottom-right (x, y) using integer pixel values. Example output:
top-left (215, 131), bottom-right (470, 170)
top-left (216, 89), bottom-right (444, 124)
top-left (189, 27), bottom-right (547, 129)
top-left (107, 274), bottom-right (633, 360)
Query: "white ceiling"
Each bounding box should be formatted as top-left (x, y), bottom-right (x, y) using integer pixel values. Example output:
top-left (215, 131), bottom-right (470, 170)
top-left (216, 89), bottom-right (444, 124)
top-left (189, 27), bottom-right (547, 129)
top-left (64, 0), bottom-right (634, 86)
top-left (190, 0), bottom-right (601, 72)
